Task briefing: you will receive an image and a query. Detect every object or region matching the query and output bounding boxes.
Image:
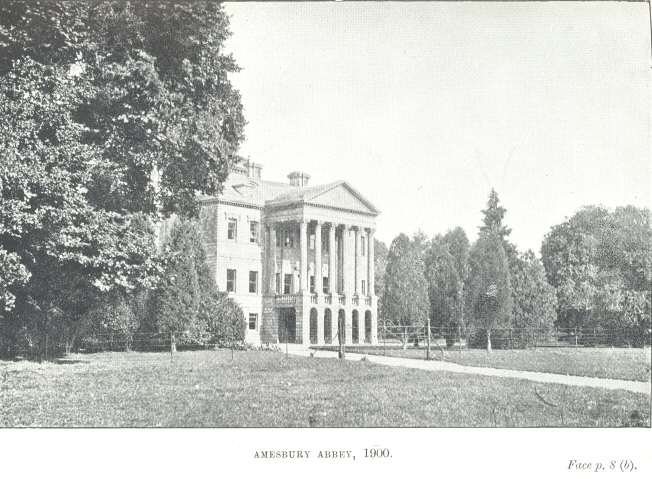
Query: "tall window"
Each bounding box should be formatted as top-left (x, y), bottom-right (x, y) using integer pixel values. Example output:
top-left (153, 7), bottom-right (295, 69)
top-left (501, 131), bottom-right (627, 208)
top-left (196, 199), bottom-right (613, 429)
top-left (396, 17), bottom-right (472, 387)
top-left (249, 221), bottom-right (258, 243)
top-left (284, 229), bottom-right (294, 248)
top-left (283, 274), bottom-right (292, 294)
top-left (227, 218), bottom-right (237, 240)
top-left (226, 269), bottom-right (236, 292)
top-left (275, 273), bottom-right (281, 294)
top-left (322, 277), bottom-right (329, 294)
top-left (248, 313), bottom-right (258, 330)
top-left (309, 275), bottom-right (315, 293)
top-left (248, 271), bottom-right (258, 293)
top-left (309, 234), bottom-right (315, 250)
top-left (361, 280), bottom-right (366, 295)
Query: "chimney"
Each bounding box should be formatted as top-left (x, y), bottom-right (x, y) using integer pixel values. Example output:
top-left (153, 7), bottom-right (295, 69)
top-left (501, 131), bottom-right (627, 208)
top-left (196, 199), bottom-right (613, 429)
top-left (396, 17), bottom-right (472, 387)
top-left (288, 171), bottom-right (310, 187)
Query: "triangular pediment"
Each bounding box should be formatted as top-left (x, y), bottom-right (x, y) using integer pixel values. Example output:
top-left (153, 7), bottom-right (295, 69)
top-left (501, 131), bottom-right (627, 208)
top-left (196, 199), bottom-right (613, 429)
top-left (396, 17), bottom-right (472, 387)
top-left (306, 182), bottom-right (379, 215)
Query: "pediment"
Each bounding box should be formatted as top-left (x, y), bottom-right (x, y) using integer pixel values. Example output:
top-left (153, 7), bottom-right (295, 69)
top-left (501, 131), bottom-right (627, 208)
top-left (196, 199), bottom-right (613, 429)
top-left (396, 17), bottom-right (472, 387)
top-left (306, 182), bottom-right (379, 215)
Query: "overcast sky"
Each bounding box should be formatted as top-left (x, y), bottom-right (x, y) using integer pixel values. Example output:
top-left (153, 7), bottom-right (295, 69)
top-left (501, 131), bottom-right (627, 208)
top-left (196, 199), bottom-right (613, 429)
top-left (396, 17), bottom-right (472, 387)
top-left (223, 1), bottom-right (650, 254)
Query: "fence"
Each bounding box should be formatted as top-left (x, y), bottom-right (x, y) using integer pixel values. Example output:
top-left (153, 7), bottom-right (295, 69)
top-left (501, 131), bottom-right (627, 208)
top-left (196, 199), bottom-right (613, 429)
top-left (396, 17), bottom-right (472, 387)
top-left (1, 330), bottom-right (245, 360)
top-left (377, 324), bottom-right (651, 350)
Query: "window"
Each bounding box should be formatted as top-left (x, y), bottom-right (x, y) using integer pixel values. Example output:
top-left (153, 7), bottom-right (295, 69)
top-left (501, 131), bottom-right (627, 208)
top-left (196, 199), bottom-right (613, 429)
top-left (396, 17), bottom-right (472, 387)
top-left (249, 221), bottom-right (258, 244)
top-left (361, 280), bottom-right (366, 295)
top-left (284, 274), bottom-right (292, 294)
top-left (227, 218), bottom-right (237, 240)
top-left (226, 269), bottom-right (236, 292)
top-left (309, 234), bottom-right (315, 250)
top-left (322, 277), bottom-right (329, 294)
top-left (361, 237), bottom-right (366, 256)
top-left (249, 271), bottom-right (258, 293)
top-left (322, 230), bottom-right (329, 253)
top-left (309, 275), bottom-right (315, 293)
top-left (275, 273), bottom-right (281, 294)
top-left (284, 230), bottom-right (294, 248)
top-left (248, 313), bottom-right (258, 330)
top-left (276, 230), bottom-right (281, 247)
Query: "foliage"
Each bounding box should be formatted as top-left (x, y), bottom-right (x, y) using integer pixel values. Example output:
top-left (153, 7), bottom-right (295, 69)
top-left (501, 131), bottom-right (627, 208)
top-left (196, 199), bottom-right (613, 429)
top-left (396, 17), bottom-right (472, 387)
top-left (510, 250), bottom-right (557, 346)
top-left (424, 238), bottom-right (463, 345)
top-left (373, 238), bottom-right (388, 322)
top-left (382, 233), bottom-right (429, 347)
top-left (0, 1), bottom-right (245, 355)
top-left (146, 220), bottom-right (204, 348)
top-left (466, 232), bottom-right (513, 351)
top-left (200, 291), bottom-right (246, 347)
top-left (480, 188), bottom-right (512, 242)
top-left (541, 205), bottom-right (650, 344)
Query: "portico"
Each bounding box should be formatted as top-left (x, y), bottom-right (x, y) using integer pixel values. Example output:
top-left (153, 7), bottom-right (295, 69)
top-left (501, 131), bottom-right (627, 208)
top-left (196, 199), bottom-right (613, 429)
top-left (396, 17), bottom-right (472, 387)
top-left (261, 217), bottom-right (378, 345)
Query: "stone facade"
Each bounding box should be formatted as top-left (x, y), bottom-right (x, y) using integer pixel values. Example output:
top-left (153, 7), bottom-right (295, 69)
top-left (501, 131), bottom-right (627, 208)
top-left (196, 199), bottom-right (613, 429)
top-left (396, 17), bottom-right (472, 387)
top-left (197, 160), bottom-right (380, 346)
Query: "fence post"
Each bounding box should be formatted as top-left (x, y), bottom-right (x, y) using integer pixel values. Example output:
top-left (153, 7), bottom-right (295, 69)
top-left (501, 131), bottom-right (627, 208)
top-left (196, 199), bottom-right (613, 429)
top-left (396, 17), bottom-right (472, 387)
top-left (426, 317), bottom-right (431, 360)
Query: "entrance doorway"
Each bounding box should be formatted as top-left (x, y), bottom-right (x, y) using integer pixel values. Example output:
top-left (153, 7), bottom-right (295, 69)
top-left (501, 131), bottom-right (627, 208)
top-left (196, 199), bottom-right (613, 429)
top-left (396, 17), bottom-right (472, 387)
top-left (309, 308), bottom-right (318, 344)
top-left (278, 308), bottom-right (297, 343)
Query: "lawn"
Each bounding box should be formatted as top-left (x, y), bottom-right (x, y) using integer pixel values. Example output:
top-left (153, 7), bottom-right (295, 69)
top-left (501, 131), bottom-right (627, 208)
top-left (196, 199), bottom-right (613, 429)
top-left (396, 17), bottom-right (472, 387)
top-left (0, 350), bottom-right (649, 427)
top-left (313, 346), bottom-right (652, 382)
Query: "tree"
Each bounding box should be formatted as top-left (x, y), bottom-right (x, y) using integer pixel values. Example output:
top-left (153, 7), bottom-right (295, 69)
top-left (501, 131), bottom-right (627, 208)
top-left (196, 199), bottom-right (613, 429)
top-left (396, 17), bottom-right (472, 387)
top-left (0, 2), bottom-right (245, 355)
top-left (541, 206), bottom-right (609, 329)
top-left (442, 227), bottom-right (470, 283)
top-left (510, 250), bottom-right (557, 347)
top-left (466, 232), bottom-right (513, 352)
top-left (480, 189), bottom-right (512, 241)
top-left (542, 205), bottom-right (651, 345)
top-left (147, 220), bottom-right (207, 352)
top-left (424, 238), bottom-right (463, 346)
top-left (382, 234), bottom-right (429, 348)
top-left (373, 238), bottom-right (388, 324)
top-left (0, 1), bottom-right (245, 217)
top-left (201, 291), bottom-right (246, 347)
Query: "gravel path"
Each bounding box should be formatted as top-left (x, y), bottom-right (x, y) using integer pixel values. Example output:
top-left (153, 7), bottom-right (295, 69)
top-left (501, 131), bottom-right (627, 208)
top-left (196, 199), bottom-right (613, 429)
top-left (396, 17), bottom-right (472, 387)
top-left (284, 345), bottom-right (651, 395)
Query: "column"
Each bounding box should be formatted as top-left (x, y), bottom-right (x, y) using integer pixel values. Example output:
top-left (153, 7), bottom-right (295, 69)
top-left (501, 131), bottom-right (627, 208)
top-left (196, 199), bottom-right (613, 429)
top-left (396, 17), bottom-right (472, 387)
top-left (300, 220), bottom-right (308, 292)
top-left (341, 225), bottom-right (350, 296)
top-left (368, 228), bottom-right (375, 296)
top-left (268, 223), bottom-right (276, 294)
top-left (314, 221), bottom-right (322, 295)
top-left (354, 227), bottom-right (361, 296)
top-left (328, 223), bottom-right (336, 294)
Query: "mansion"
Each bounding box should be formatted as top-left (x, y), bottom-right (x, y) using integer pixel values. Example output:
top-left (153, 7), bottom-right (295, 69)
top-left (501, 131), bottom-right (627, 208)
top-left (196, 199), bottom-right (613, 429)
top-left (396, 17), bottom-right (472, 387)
top-left (193, 160), bottom-right (380, 346)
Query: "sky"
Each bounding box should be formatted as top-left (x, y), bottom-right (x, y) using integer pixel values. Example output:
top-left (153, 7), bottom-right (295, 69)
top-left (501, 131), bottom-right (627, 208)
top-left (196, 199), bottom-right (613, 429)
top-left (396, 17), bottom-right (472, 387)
top-left (223, 1), bottom-right (650, 254)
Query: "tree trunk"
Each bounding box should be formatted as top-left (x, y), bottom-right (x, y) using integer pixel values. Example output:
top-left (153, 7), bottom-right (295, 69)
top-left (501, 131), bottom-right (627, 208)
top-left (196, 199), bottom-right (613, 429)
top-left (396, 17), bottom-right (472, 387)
top-left (486, 329), bottom-right (492, 353)
top-left (170, 332), bottom-right (176, 354)
top-left (402, 326), bottom-right (408, 350)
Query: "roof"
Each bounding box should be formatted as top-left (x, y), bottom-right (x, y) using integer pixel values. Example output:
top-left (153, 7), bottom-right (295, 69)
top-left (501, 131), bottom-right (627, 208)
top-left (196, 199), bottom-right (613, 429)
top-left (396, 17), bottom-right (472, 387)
top-left (200, 172), bottom-right (380, 216)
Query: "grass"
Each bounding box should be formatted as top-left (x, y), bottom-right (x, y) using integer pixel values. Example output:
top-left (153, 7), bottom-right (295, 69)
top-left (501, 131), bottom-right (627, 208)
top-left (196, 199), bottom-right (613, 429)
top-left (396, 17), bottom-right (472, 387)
top-left (313, 346), bottom-right (652, 382)
top-left (0, 350), bottom-right (649, 427)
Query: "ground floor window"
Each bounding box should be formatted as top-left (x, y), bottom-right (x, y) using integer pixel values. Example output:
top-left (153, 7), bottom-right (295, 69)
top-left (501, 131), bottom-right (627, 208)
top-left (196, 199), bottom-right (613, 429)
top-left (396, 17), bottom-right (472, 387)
top-left (248, 313), bottom-right (258, 330)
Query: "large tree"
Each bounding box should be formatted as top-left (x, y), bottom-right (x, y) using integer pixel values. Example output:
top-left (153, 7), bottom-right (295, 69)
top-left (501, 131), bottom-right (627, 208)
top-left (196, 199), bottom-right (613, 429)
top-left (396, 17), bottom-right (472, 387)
top-left (424, 237), bottom-right (463, 345)
top-left (466, 232), bottom-right (513, 352)
top-left (0, 2), bottom-right (244, 355)
top-left (542, 206), bottom-right (651, 345)
top-left (382, 234), bottom-right (429, 348)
